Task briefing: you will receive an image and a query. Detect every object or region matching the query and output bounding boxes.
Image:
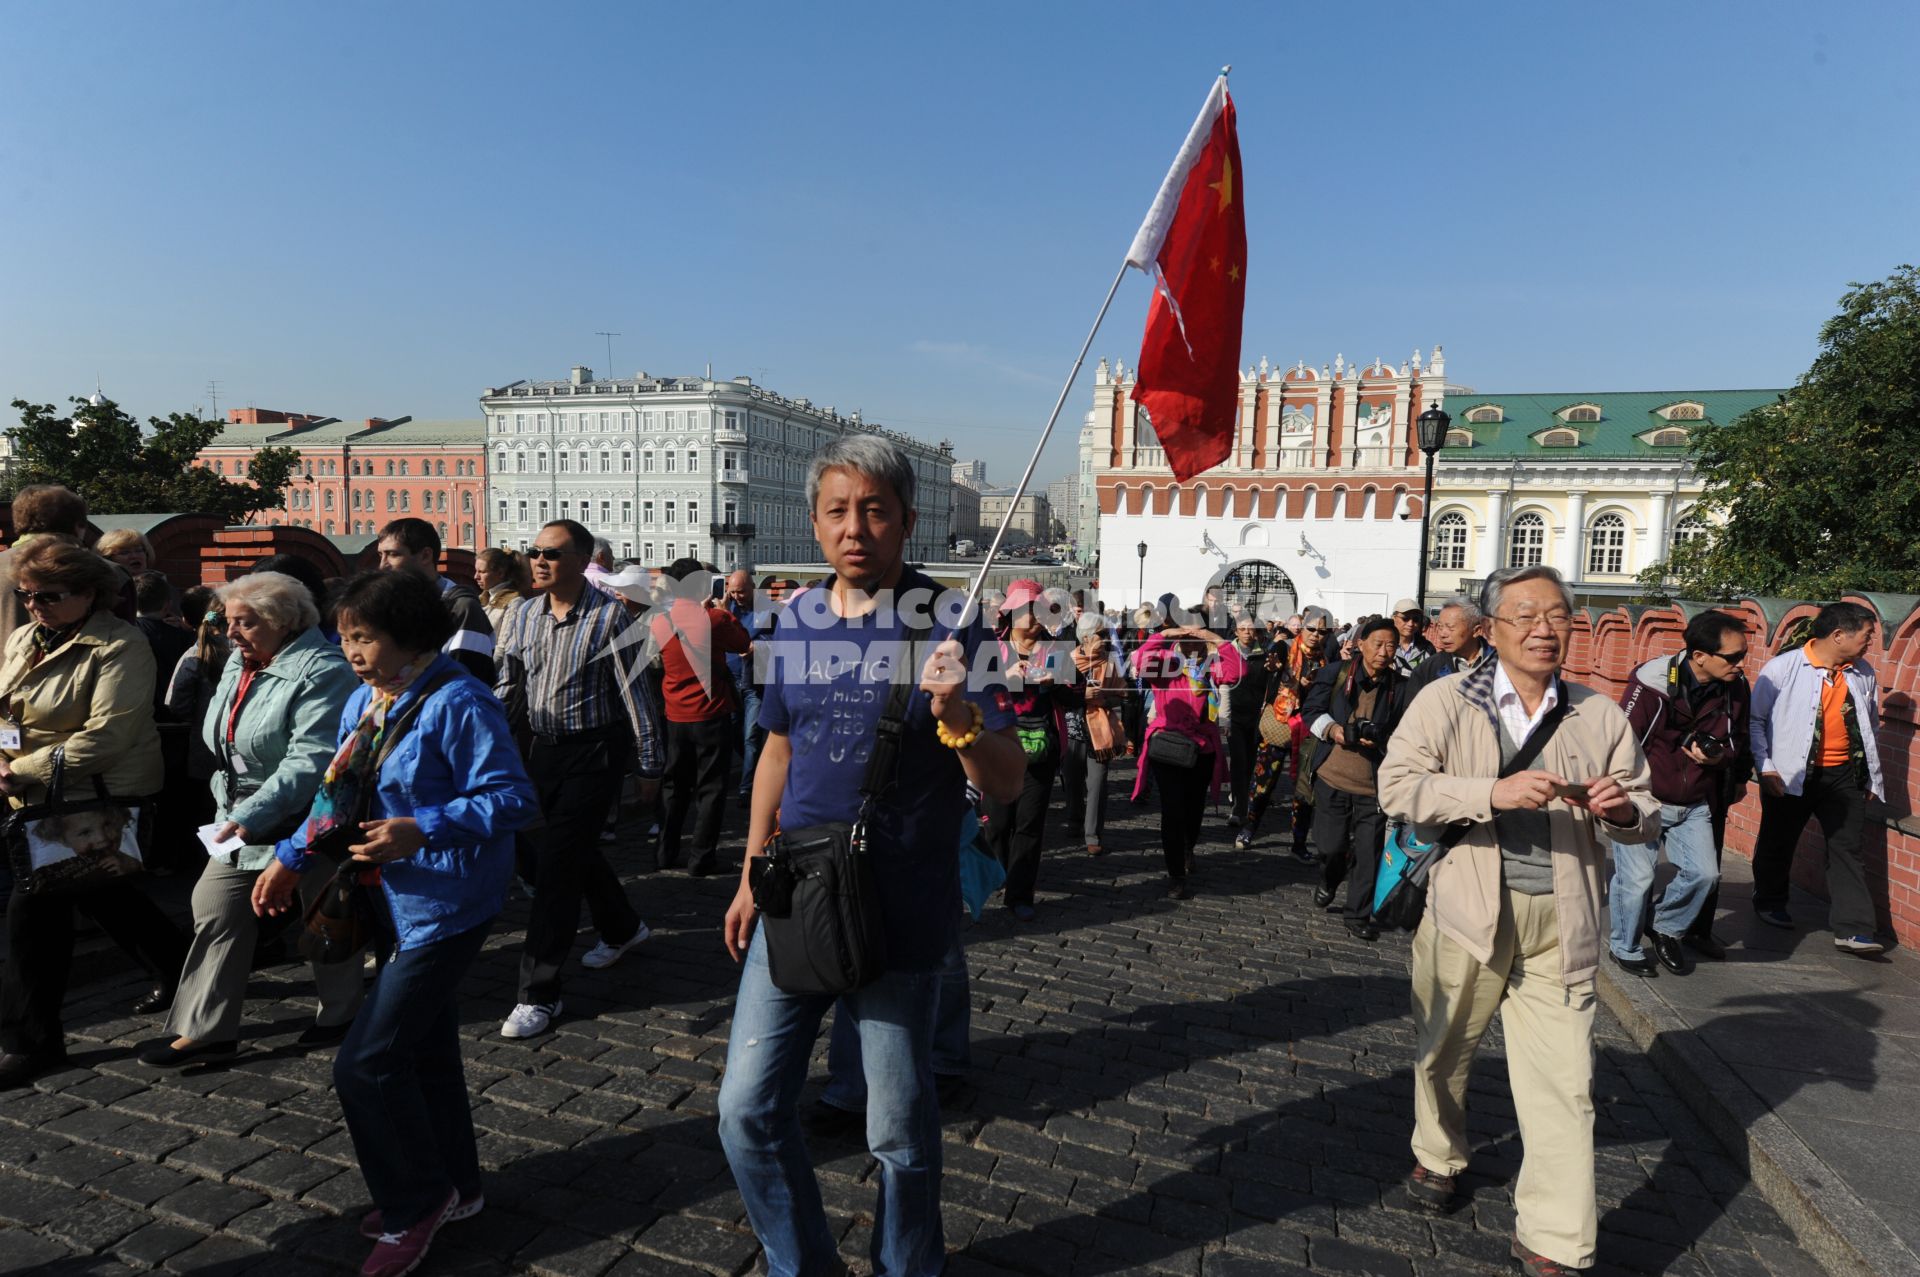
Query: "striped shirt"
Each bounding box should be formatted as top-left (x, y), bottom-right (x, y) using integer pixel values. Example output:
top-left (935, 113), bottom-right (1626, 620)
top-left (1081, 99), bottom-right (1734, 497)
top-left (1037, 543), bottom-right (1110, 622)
top-left (493, 584), bottom-right (663, 774)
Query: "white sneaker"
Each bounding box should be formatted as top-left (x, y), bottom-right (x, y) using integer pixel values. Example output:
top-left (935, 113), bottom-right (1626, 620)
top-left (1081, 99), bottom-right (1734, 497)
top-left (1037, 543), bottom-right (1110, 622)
top-left (1835, 934), bottom-right (1886, 956)
top-left (500, 1001), bottom-right (560, 1038)
top-left (599, 828), bottom-right (618, 844)
top-left (581, 923), bottom-right (652, 970)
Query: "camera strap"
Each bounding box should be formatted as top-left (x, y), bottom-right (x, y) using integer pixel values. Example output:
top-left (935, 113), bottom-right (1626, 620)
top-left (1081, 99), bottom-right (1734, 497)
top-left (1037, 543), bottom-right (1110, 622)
top-left (854, 604), bottom-right (938, 831)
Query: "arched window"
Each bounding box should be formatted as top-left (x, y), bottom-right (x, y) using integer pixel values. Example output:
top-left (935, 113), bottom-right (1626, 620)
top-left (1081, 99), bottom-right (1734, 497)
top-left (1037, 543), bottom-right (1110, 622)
top-left (385, 491), bottom-right (397, 512)
top-left (385, 460), bottom-right (395, 476)
top-left (1586, 513), bottom-right (1627, 575)
top-left (400, 492), bottom-right (411, 512)
top-left (1649, 428), bottom-right (1689, 448)
top-left (435, 460), bottom-right (446, 476)
top-left (1560, 404), bottom-right (1601, 423)
top-left (461, 492), bottom-right (473, 512)
top-left (1464, 406), bottom-right (1503, 424)
top-left (436, 492), bottom-right (447, 512)
top-left (1508, 512), bottom-right (1546, 568)
top-left (323, 490), bottom-right (334, 511)
top-left (1674, 514), bottom-right (1709, 546)
top-left (1434, 512), bottom-right (1468, 570)
top-left (1444, 429), bottom-right (1475, 448)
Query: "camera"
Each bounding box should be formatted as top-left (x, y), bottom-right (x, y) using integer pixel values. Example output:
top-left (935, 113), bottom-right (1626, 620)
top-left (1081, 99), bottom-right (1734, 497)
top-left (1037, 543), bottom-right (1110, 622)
top-left (1347, 716), bottom-right (1382, 747)
top-left (1680, 730), bottom-right (1731, 763)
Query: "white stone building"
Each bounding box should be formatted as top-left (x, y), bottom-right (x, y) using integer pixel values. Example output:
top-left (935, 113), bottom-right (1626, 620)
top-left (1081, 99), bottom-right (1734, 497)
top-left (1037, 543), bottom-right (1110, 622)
top-left (479, 367), bottom-right (952, 568)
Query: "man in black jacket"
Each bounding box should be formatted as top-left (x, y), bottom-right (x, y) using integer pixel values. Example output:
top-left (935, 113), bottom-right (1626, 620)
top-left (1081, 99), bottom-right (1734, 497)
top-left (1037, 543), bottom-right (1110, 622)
top-left (1302, 617), bottom-right (1409, 940)
top-left (1404, 596), bottom-right (1492, 704)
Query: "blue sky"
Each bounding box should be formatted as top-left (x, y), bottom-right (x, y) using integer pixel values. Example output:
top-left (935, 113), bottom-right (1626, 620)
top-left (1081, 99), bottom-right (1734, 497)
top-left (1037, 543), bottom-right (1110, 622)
top-left (4, 0), bottom-right (1915, 488)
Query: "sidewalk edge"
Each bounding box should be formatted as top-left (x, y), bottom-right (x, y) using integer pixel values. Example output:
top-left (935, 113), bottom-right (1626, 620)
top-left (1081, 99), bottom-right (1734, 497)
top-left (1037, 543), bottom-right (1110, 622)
top-left (1596, 965), bottom-right (1920, 1277)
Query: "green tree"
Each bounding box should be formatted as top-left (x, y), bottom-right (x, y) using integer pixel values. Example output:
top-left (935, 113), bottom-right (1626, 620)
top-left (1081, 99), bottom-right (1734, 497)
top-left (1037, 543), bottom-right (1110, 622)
top-left (1639, 265), bottom-right (1920, 601)
top-left (5, 396), bottom-right (298, 524)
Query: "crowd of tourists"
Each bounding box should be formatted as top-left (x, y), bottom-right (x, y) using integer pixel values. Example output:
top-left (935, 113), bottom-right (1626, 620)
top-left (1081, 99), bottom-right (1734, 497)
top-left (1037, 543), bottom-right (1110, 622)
top-left (0, 441), bottom-right (1892, 1277)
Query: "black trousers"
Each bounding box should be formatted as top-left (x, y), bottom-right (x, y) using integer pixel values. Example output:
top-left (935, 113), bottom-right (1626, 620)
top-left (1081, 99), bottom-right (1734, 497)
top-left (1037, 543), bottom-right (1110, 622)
top-left (1227, 716), bottom-right (1261, 823)
top-left (1313, 780), bottom-right (1386, 923)
top-left (983, 758), bottom-right (1057, 908)
top-left (1152, 753), bottom-right (1213, 882)
top-left (1752, 765), bottom-right (1876, 936)
top-left (661, 717), bottom-right (733, 868)
top-left (1, 881), bottom-right (188, 1057)
top-left (518, 732), bottom-right (640, 1005)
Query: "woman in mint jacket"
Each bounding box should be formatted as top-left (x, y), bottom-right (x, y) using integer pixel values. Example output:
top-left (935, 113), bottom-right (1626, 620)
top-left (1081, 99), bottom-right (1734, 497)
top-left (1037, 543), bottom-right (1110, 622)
top-left (142, 571), bottom-right (362, 1068)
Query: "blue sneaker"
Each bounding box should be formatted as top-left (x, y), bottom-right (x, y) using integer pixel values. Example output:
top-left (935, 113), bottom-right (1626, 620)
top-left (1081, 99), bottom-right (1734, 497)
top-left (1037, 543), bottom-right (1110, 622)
top-left (1755, 908), bottom-right (1795, 930)
top-left (1835, 935), bottom-right (1885, 956)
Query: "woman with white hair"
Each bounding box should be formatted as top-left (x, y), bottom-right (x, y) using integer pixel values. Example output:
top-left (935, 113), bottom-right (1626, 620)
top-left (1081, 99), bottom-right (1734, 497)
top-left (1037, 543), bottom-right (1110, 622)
top-left (94, 528), bottom-right (157, 576)
top-left (139, 570), bottom-right (362, 1068)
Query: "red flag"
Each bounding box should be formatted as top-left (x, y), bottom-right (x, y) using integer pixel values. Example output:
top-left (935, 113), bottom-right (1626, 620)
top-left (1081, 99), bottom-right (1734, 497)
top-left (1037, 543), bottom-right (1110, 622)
top-left (1126, 77), bottom-right (1247, 482)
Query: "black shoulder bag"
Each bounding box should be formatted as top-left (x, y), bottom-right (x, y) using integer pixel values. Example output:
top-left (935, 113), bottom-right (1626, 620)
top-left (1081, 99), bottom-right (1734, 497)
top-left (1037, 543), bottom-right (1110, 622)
top-left (1374, 692), bottom-right (1570, 932)
top-left (751, 623), bottom-right (930, 995)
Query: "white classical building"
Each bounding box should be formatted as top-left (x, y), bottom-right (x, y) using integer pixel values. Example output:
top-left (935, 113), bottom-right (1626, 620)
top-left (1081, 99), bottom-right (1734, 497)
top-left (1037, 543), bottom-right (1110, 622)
top-left (479, 366), bottom-right (952, 568)
top-left (1086, 347), bottom-right (1781, 618)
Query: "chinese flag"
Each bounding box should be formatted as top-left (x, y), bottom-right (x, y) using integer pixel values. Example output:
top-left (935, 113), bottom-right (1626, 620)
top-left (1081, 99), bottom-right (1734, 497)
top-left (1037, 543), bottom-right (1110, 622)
top-left (1126, 77), bottom-right (1246, 482)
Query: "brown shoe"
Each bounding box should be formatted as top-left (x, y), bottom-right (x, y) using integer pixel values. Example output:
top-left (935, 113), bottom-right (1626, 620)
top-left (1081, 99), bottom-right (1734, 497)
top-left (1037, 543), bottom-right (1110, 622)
top-left (1405, 1164), bottom-right (1455, 1212)
top-left (1510, 1237), bottom-right (1583, 1275)
top-left (1086, 843), bottom-right (1105, 857)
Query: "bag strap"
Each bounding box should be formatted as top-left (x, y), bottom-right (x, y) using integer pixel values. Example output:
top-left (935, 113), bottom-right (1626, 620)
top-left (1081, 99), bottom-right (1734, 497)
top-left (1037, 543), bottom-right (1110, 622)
top-left (1434, 682), bottom-right (1572, 853)
top-left (858, 614), bottom-right (935, 805)
top-left (373, 668), bottom-right (459, 771)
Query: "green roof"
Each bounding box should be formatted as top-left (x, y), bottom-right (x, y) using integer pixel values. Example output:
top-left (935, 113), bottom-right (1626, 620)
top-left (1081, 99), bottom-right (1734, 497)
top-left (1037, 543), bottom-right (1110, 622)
top-left (1437, 389), bottom-right (1785, 460)
top-left (207, 417), bottom-right (482, 449)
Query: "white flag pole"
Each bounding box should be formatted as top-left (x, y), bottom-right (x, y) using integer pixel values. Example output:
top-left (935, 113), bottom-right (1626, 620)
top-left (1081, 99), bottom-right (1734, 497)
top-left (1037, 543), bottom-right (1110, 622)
top-left (960, 67), bottom-right (1230, 625)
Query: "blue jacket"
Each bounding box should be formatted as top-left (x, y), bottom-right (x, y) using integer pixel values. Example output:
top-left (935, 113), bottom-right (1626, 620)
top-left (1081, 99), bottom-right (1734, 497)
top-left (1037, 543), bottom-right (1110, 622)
top-left (275, 652), bottom-right (538, 949)
top-left (1749, 647), bottom-right (1884, 801)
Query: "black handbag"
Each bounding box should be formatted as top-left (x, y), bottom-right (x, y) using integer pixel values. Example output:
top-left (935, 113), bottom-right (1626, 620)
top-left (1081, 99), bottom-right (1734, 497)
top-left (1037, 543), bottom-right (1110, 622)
top-left (752, 622), bottom-right (929, 996)
top-left (1145, 727), bottom-right (1201, 769)
top-left (1374, 694), bottom-right (1569, 931)
top-left (3, 746), bottom-right (148, 897)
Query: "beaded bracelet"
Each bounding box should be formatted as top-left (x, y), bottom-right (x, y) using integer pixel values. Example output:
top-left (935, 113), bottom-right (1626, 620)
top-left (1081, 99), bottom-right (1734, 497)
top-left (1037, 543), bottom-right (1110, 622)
top-left (934, 701), bottom-right (984, 750)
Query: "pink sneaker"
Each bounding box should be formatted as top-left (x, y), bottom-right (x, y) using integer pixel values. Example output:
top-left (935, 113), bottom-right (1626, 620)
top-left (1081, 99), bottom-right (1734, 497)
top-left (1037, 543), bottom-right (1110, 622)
top-left (359, 1187), bottom-right (459, 1277)
top-left (360, 1189), bottom-right (483, 1240)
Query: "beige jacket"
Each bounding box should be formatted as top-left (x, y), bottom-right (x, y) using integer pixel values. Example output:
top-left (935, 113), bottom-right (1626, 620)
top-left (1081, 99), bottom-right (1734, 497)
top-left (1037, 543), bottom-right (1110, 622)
top-left (1378, 659), bottom-right (1660, 986)
top-left (0, 610), bottom-right (163, 805)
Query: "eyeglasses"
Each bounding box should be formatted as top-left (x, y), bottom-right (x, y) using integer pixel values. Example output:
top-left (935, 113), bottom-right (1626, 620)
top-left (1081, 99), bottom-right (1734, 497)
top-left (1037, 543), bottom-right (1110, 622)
top-left (1493, 611), bottom-right (1573, 633)
top-left (1712, 648), bottom-right (1748, 664)
top-left (1304, 627), bottom-right (1331, 635)
top-left (526, 547), bottom-right (574, 562)
top-left (13, 588), bottom-right (74, 606)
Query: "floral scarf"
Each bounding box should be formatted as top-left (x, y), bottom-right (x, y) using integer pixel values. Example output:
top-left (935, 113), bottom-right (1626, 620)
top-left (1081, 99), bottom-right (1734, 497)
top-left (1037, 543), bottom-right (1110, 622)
top-left (301, 658), bottom-right (432, 853)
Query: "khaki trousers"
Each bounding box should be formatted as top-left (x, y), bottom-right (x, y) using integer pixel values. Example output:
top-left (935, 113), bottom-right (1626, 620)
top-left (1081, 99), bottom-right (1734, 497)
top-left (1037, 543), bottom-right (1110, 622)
top-left (1411, 888), bottom-right (1597, 1269)
top-left (165, 855), bottom-right (365, 1044)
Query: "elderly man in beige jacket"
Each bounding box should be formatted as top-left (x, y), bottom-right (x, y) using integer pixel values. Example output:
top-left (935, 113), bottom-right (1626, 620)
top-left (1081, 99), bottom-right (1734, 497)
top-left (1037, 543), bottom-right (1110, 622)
top-left (1379, 565), bottom-right (1659, 1277)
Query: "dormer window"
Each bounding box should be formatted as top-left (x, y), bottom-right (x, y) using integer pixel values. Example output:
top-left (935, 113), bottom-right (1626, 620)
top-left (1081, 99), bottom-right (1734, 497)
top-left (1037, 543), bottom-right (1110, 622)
top-left (1657, 401), bottom-right (1705, 421)
top-left (1444, 429), bottom-right (1476, 448)
top-left (1648, 428), bottom-right (1690, 448)
top-left (1538, 428), bottom-right (1581, 448)
top-left (1464, 405), bottom-right (1503, 424)
top-left (1557, 403), bottom-right (1602, 423)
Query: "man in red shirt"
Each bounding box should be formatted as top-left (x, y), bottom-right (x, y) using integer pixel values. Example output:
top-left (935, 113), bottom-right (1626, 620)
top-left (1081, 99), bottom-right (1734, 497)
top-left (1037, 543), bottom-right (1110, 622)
top-left (649, 559), bottom-right (751, 875)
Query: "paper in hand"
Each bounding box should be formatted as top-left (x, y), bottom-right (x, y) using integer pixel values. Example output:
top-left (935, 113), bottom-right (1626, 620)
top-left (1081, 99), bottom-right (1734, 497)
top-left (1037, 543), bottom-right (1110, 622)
top-left (197, 823), bottom-right (247, 857)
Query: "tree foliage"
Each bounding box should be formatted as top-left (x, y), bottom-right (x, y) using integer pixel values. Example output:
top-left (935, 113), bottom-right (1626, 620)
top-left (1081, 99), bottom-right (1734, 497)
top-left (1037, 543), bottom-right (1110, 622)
top-left (1640, 265), bottom-right (1920, 601)
top-left (5, 396), bottom-right (297, 525)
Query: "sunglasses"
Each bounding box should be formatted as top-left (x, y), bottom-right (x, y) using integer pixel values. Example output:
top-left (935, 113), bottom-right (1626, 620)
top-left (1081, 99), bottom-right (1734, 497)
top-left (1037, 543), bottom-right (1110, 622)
top-left (1713, 648), bottom-right (1749, 663)
top-left (526, 547), bottom-right (574, 562)
top-left (13, 588), bottom-right (75, 606)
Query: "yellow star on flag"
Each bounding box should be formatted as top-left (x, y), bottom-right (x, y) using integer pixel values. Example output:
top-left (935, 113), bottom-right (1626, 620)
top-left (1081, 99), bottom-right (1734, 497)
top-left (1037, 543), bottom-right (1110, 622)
top-left (1228, 263), bottom-right (1241, 282)
top-left (1209, 155), bottom-right (1234, 213)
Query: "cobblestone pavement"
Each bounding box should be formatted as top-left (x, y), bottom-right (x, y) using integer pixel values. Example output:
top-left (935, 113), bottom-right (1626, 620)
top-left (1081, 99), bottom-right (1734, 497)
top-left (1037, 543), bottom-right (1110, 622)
top-left (0, 772), bottom-right (1828, 1277)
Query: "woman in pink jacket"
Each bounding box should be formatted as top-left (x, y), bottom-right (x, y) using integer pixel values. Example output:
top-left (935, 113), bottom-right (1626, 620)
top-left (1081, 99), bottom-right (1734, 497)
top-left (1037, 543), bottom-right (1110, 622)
top-left (1131, 620), bottom-right (1243, 898)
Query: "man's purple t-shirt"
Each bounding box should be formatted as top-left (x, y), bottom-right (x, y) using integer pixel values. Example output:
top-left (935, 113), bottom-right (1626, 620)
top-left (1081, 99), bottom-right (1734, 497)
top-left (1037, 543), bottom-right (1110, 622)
top-left (758, 570), bottom-right (1012, 970)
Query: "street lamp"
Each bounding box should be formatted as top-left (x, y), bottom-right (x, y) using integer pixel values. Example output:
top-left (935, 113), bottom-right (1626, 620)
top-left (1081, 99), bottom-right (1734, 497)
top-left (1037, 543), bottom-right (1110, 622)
top-left (1414, 404), bottom-right (1451, 612)
top-left (1136, 540), bottom-right (1148, 607)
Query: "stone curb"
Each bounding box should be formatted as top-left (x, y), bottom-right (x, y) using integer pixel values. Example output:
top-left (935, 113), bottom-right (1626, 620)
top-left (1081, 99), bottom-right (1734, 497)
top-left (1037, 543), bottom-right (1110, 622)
top-left (1595, 963), bottom-right (1920, 1277)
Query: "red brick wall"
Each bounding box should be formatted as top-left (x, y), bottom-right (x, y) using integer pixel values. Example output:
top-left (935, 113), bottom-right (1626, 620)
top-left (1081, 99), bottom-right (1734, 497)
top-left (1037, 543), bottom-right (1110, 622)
top-left (1567, 597), bottom-right (1920, 947)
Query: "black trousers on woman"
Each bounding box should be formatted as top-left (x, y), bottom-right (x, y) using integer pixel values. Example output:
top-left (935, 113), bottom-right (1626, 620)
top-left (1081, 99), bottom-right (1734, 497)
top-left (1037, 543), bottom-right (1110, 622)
top-left (1152, 753), bottom-right (1213, 884)
top-left (983, 760), bottom-right (1058, 908)
top-left (1, 882), bottom-right (188, 1059)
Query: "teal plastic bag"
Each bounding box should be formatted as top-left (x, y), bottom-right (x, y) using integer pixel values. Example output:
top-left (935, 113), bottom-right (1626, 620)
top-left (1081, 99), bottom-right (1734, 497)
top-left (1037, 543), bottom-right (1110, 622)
top-left (956, 810), bottom-right (1003, 921)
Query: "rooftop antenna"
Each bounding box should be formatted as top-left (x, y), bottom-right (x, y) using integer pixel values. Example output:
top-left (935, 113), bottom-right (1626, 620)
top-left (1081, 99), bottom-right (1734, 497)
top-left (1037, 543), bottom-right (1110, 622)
top-left (595, 331), bottom-right (620, 382)
top-left (205, 380), bottom-right (222, 422)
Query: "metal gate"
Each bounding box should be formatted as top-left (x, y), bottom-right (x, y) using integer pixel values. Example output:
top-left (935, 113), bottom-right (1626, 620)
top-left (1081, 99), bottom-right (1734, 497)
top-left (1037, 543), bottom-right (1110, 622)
top-left (1212, 560), bottom-right (1298, 624)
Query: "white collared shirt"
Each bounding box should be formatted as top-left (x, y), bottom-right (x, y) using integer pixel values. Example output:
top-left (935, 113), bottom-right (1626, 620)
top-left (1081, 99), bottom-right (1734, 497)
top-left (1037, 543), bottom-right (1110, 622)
top-left (1493, 661), bottom-right (1559, 746)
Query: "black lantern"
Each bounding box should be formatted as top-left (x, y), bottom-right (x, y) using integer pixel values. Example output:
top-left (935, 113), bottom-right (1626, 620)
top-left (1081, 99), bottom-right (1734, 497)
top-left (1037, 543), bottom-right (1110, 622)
top-left (1413, 405), bottom-right (1451, 612)
top-left (1136, 540), bottom-right (1148, 607)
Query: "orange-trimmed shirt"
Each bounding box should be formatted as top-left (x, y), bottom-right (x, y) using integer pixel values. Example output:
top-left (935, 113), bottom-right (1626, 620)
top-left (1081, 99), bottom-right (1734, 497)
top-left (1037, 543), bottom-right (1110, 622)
top-left (1808, 656), bottom-right (1854, 768)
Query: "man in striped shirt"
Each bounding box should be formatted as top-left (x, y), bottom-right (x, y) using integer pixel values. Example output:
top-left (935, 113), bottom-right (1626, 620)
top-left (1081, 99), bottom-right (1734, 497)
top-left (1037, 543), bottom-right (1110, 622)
top-left (493, 519), bottom-right (663, 1040)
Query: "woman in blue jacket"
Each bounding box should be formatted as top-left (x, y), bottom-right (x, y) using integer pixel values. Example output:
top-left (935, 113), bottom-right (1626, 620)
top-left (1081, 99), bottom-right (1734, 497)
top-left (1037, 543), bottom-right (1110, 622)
top-left (253, 571), bottom-right (536, 1277)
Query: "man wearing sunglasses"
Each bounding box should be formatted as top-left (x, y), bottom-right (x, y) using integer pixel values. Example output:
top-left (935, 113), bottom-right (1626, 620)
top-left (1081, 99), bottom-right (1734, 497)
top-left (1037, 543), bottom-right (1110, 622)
top-left (1608, 611), bottom-right (1752, 976)
top-left (493, 520), bottom-right (663, 1040)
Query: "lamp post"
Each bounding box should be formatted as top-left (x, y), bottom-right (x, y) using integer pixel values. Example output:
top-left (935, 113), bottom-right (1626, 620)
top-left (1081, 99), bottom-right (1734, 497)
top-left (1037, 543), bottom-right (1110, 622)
top-left (1136, 539), bottom-right (1148, 608)
top-left (1414, 404), bottom-right (1451, 611)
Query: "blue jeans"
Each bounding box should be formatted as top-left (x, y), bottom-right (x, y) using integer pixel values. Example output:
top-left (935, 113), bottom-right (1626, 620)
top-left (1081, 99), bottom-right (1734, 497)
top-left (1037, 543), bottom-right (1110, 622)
top-left (822, 934), bottom-right (969, 1110)
top-left (1609, 802), bottom-right (1720, 959)
top-left (334, 922), bottom-right (490, 1232)
top-left (739, 686), bottom-right (764, 796)
top-left (717, 928), bottom-right (943, 1277)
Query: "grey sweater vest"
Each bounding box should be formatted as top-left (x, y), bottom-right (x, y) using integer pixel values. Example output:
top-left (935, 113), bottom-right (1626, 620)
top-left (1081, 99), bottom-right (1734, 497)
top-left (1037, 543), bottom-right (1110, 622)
top-left (1494, 719), bottom-right (1556, 896)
